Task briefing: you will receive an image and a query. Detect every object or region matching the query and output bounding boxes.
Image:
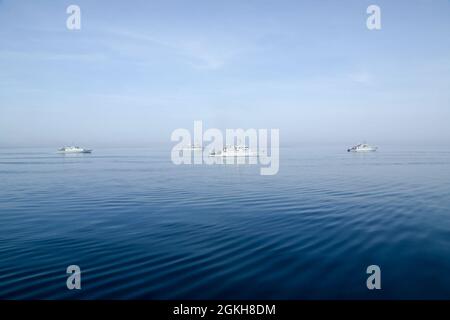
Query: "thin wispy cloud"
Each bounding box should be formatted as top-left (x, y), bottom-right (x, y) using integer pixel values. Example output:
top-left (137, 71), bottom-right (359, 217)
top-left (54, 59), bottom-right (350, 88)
top-left (0, 50), bottom-right (107, 62)
top-left (348, 71), bottom-right (372, 84)
top-left (103, 28), bottom-right (240, 70)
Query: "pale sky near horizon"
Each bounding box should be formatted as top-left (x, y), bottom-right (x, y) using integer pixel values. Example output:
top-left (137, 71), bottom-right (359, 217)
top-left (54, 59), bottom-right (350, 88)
top-left (0, 0), bottom-right (449, 147)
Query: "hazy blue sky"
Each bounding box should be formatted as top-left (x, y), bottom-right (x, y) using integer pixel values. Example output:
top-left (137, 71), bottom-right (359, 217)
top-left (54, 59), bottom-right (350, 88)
top-left (0, 0), bottom-right (449, 147)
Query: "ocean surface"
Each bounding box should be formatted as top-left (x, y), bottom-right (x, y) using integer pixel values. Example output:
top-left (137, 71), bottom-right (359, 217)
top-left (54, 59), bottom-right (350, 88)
top-left (1, 146), bottom-right (450, 299)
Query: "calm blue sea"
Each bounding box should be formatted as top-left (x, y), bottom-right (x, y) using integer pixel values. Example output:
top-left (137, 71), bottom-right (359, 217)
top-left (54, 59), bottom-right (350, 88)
top-left (0, 146), bottom-right (450, 299)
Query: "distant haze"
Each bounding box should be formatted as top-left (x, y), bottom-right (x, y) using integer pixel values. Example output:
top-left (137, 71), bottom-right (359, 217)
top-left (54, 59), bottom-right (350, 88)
top-left (0, 0), bottom-right (449, 147)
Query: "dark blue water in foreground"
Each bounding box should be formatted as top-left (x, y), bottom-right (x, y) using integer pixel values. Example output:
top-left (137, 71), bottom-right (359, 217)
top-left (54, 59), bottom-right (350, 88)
top-left (1, 146), bottom-right (450, 299)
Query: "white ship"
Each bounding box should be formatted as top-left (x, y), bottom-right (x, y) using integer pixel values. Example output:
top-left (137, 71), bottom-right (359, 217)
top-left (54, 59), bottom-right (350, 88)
top-left (209, 145), bottom-right (258, 157)
top-left (347, 143), bottom-right (377, 152)
top-left (57, 146), bottom-right (92, 154)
